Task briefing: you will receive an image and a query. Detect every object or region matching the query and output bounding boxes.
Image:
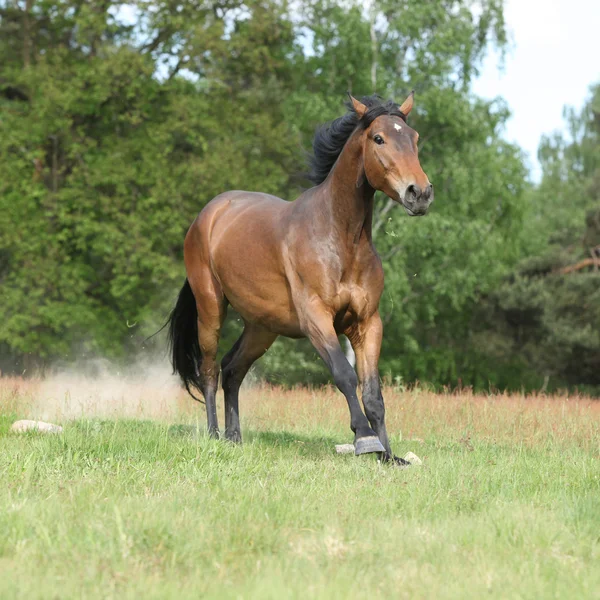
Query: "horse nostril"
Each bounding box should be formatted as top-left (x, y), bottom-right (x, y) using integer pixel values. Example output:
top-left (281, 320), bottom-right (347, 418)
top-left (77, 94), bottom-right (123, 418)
top-left (423, 184), bottom-right (433, 200)
top-left (407, 184), bottom-right (422, 199)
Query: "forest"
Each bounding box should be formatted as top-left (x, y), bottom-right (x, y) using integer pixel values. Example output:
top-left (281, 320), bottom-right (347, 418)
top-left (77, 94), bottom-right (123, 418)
top-left (1, 0), bottom-right (598, 393)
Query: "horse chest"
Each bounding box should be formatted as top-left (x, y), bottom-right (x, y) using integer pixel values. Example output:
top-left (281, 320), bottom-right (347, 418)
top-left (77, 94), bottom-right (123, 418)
top-left (331, 282), bottom-right (370, 320)
top-left (326, 251), bottom-right (383, 319)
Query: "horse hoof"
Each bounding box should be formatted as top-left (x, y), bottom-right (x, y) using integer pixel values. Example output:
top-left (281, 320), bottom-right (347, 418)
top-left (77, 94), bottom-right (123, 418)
top-left (354, 436), bottom-right (385, 455)
top-left (224, 430), bottom-right (242, 444)
top-left (379, 452), bottom-right (411, 466)
top-left (392, 455), bottom-right (411, 467)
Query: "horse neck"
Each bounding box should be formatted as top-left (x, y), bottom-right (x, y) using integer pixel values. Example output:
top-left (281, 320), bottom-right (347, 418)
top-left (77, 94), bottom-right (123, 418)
top-left (321, 131), bottom-right (376, 244)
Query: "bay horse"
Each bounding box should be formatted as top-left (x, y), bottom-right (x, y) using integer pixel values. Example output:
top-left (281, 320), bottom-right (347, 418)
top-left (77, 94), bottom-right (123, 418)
top-left (168, 92), bottom-right (433, 464)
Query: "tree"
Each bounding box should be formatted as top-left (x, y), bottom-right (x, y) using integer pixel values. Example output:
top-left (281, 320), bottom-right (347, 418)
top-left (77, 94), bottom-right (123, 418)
top-left (476, 84), bottom-right (600, 392)
top-left (267, 0), bottom-right (526, 387)
top-left (1, 0), bottom-right (535, 392)
top-left (0, 0), bottom-right (302, 370)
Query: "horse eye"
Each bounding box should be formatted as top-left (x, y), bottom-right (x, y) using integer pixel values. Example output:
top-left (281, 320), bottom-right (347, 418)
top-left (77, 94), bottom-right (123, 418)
top-left (373, 135), bottom-right (384, 145)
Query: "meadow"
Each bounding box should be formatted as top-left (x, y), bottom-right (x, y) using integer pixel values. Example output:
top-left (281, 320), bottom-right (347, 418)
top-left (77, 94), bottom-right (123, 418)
top-left (1, 374), bottom-right (599, 599)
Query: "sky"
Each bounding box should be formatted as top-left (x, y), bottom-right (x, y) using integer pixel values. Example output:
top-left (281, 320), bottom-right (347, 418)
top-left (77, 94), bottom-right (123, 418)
top-left (472, 0), bottom-right (600, 181)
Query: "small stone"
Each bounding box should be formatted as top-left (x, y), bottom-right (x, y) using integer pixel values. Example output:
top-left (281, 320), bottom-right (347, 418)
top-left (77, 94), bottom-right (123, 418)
top-left (11, 420), bottom-right (63, 434)
top-left (403, 451), bottom-right (423, 465)
top-left (335, 444), bottom-right (355, 455)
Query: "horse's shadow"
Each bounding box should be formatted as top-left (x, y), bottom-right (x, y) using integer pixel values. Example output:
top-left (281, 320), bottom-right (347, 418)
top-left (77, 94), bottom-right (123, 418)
top-left (168, 424), bottom-right (343, 457)
top-left (246, 429), bottom-right (342, 456)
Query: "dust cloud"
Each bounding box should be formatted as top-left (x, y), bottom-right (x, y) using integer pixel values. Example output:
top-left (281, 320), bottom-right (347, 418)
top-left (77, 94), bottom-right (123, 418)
top-left (5, 356), bottom-right (197, 422)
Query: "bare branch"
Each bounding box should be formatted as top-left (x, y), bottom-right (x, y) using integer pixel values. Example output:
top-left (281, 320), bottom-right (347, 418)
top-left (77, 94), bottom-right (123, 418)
top-left (380, 245), bottom-right (404, 261)
top-left (141, 28), bottom-right (174, 54)
top-left (556, 258), bottom-right (597, 274)
top-left (167, 56), bottom-right (187, 81)
top-left (369, 1), bottom-right (377, 91)
top-left (372, 198), bottom-right (395, 237)
top-left (23, 0), bottom-right (33, 68)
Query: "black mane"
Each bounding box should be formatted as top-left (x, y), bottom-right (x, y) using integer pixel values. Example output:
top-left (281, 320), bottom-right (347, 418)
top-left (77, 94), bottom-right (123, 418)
top-left (308, 94), bottom-right (406, 185)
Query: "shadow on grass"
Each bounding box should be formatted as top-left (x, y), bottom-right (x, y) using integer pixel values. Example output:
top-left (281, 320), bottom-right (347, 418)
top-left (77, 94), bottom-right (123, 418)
top-left (167, 424), bottom-right (342, 457)
top-left (246, 429), bottom-right (341, 456)
top-left (167, 424), bottom-right (201, 438)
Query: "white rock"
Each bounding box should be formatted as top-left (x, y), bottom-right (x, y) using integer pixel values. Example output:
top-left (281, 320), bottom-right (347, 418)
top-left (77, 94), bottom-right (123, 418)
top-left (10, 420), bottom-right (63, 434)
top-left (335, 444), bottom-right (355, 454)
top-left (403, 451), bottom-right (423, 465)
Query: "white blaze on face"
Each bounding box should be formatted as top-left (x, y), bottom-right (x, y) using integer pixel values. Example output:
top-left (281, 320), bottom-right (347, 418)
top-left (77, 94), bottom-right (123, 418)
top-left (394, 123), bottom-right (402, 132)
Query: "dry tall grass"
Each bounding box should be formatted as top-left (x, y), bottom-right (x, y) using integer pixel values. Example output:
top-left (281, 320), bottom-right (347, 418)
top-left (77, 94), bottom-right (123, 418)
top-left (2, 373), bottom-right (598, 450)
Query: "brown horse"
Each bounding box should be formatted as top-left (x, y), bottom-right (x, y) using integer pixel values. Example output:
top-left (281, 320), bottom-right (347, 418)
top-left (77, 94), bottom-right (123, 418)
top-left (168, 92), bottom-right (433, 464)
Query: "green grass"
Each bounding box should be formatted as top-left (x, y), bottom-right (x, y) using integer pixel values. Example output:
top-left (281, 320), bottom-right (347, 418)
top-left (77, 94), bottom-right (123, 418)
top-left (1, 383), bottom-right (599, 599)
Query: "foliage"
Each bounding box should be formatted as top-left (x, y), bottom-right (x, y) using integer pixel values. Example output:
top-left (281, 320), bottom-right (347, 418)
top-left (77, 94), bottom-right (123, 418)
top-left (0, 0), bottom-right (302, 372)
top-left (375, 91), bottom-right (528, 388)
top-left (0, 0), bottom-right (596, 394)
top-left (478, 86), bottom-right (600, 392)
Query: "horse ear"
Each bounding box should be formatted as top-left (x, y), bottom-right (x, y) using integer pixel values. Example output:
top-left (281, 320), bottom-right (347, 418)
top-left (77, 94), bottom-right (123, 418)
top-left (399, 90), bottom-right (414, 116)
top-left (348, 93), bottom-right (368, 118)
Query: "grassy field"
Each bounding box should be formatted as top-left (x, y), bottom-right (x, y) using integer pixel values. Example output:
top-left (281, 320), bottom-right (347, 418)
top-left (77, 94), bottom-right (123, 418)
top-left (1, 375), bottom-right (599, 599)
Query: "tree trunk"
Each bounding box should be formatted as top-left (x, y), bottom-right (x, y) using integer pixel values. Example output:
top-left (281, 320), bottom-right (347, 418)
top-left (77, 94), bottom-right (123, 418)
top-left (369, 2), bottom-right (378, 91)
top-left (23, 0), bottom-right (34, 68)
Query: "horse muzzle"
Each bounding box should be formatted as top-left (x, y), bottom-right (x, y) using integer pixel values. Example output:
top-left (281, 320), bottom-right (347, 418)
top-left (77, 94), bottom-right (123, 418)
top-left (400, 183), bottom-right (434, 216)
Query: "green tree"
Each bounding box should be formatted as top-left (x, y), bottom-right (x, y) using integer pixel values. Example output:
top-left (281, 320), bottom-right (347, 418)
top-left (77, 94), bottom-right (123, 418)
top-left (266, 0), bottom-right (526, 387)
top-left (477, 84), bottom-right (600, 393)
top-left (1, 0), bottom-right (537, 392)
top-left (0, 0), bottom-right (302, 371)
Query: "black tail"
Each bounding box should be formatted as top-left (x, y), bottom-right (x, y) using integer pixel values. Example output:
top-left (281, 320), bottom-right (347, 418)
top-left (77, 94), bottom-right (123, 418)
top-left (168, 279), bottom-right (204, 403)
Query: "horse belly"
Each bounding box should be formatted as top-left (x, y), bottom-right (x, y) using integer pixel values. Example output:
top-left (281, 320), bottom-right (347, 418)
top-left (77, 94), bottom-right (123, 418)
top-left (210, 204), bottom-right (302, 336)
top-left (220, 268), bottom-right (302, 337)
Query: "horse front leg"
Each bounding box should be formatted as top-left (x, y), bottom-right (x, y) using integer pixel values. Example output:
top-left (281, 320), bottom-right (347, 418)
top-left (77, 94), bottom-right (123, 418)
top-left (301, 302), bottom-right (385, 455)
top-left (347, 312), bottom-right (409, 466)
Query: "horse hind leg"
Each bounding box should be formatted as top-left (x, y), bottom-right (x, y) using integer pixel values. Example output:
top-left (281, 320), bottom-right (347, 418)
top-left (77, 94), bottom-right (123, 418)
top-left (221, 323), bottom-right (277, 443)
top-left (188, 271), bottom-right (227, 439)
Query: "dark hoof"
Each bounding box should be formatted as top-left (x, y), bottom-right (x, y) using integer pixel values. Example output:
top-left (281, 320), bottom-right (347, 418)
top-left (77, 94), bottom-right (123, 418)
top-left (354, 435), bottom-right (385, 455)
top-left (224, 430), bottom-right (242, 444)
top-left (380, 453), bottom-right (411, 467)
